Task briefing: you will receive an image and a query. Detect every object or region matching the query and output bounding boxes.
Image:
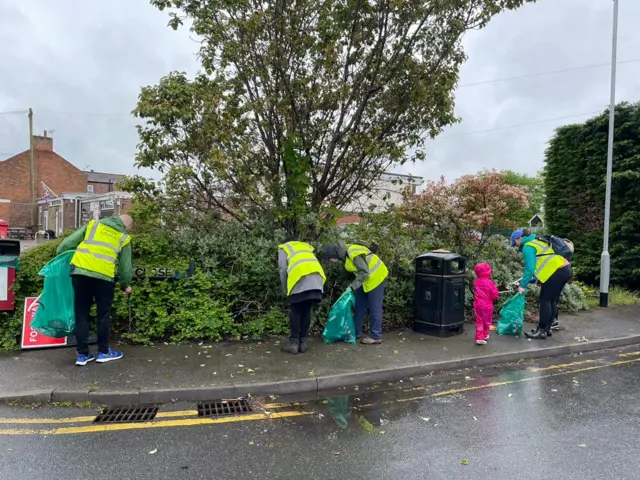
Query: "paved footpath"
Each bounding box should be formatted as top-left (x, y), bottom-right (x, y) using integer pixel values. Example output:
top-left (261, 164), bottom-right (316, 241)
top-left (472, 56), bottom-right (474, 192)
top-left (1, 305), bottom-right (639, 404)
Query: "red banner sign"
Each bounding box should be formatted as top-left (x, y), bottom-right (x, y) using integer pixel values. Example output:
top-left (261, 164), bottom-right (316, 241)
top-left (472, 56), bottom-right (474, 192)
top-left (21, 297), bottom-right (68, 349)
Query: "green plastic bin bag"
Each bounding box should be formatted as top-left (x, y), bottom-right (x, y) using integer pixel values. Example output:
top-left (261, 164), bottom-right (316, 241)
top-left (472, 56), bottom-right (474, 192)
top-left (31, 250), bottom-right (76, 338)
top-left (497, 293), bottom-right (525, 336)
top-left (323, 289), bottom-right (357, 344)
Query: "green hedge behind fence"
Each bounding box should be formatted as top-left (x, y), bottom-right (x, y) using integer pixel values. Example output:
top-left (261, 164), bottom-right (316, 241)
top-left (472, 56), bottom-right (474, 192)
top-left (0, 221), bottom-right (586, 350)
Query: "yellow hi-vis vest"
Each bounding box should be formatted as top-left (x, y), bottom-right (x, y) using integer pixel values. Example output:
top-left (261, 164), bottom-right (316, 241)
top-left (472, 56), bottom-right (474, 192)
top-left (71, 220), bottom-right (131, 278)
top-left (278, 241), bottom-right (326, 295)
top-left (525, 238), bottom-right (567, 283)
top-left (345, 244), bottom-right (389, 293)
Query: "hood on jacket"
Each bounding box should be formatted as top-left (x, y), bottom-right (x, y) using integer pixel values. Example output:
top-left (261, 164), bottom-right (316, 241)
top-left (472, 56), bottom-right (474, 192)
top-left (99, 216), bottom-right (127, 234)
top-left (518, 234), bottom-right (537, 251)
top-left (474, 263), bottom-right (492, 279)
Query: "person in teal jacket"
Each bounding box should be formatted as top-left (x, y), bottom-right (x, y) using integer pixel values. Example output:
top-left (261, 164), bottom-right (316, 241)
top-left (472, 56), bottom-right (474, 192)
top-left (511, 229), bottom-right (572, 340)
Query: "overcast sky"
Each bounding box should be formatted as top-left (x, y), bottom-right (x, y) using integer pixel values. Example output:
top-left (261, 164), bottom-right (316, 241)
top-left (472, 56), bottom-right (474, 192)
top-left (1, 0), bottom-right (638, 183)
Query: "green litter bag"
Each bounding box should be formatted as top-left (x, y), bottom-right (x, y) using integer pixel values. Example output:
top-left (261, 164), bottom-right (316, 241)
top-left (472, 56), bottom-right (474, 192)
top-left (31, 250), bottom-right (76, 338)
top-left (323, 289), bottom-right (357, 344)
top-left (497, 293), bottom-right (525, 336)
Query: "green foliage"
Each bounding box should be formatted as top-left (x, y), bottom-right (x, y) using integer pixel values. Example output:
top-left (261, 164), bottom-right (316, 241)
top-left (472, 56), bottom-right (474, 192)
top-left (133, 0), bottom-right (535, 233)
top-left (577, 281), bottom-right (640, 309)
top-left (2, 207), bottom-right (591, 350)
top-left (501, 170), bottom-right (545, 226)
top-left (544, 101), bottom-right (640, 288)
top-left (398, 170), bottom-right (529, 253)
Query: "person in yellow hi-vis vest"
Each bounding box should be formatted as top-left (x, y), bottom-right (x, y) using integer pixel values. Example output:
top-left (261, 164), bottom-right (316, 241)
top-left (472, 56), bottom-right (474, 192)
top-left (57, 215), bottom-right (133, 366)
top-left (511, 229), bottom-right (573, 340)
top-left (320, 241), bottom-right (388, 344)
top-left (278, 240), bottom-right (326, 354)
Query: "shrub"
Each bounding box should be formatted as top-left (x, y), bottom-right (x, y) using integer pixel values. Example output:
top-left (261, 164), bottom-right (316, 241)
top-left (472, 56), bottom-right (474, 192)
top-left (0, 214), bottom-right (588, 349)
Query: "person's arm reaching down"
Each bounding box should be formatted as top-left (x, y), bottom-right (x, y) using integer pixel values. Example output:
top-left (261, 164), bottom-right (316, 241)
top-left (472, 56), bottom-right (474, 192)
top-left (520, 245), bottom-right (537, 289)
top-left (349, 255), bottom-right (370, 291)
top-left (278, 249), bottom-right (288, 295)
top-left (117, 243), bottom-right (133, 289)
top-left (491, 280), bottom-right (499, 301)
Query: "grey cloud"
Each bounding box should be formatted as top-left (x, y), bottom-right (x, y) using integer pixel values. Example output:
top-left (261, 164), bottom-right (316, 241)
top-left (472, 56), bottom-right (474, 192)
top-left (1, 0), bottom-right (638, 187)
top-left (0, 0), bottom-right (199, 178)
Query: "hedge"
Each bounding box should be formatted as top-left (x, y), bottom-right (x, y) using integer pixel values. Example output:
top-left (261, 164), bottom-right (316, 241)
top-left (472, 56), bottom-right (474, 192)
top-left (0, 219), bottom-right (586, 349)
top-left (544, 101), bottom-right (640, 288)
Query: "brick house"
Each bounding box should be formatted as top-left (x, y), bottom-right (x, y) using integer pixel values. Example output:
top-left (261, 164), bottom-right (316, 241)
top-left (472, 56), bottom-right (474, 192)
top-left (0, 132), bottom-right (87, 229)
top-left (84, 171), bottom-right (126, 195)
top-left (0, 132), bottom-right (130, 234)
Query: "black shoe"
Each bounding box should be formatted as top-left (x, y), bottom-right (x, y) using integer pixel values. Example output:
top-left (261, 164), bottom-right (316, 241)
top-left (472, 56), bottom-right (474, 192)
top-left (546, 329), bottom-right (552, 337)
top-left (525, 327), bottom-right (547, 340)
top-left (299, 337), bottom-right (309, 353)
top-left (281, 337), bottom-right (299, 355)
top-left (551, 320), bottom-right (560, 331)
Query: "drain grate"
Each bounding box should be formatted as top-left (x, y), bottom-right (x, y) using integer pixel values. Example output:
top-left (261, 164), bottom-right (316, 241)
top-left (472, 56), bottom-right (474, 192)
top-left (197, 399), bottom-right (252, 418)
top-left (94, 406), bottom-right (159, 424)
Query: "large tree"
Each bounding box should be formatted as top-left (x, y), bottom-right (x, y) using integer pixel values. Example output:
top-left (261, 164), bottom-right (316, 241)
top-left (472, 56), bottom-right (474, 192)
top-left (544, 101), bottom-right (640, 288)
top-left (133, 0), bottom-right (535, 234)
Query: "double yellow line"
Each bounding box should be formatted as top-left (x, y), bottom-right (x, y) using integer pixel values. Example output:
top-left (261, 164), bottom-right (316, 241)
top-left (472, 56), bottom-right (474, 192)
top-left (0, 403), bottom-right (307, 436)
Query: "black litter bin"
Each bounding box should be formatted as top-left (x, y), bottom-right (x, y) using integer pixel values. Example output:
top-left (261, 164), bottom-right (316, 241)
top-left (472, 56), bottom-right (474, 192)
top-left (413, 250), bottom-right (466, 337)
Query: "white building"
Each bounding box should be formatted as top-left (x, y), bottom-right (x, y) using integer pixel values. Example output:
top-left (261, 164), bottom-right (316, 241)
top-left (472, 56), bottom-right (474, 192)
top-left (338, 172), bottom-right (423, 224)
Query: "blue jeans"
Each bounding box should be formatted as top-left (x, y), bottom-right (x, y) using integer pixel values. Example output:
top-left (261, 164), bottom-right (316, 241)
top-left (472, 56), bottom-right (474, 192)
top-left (354, 282), bottom-right (385, 340)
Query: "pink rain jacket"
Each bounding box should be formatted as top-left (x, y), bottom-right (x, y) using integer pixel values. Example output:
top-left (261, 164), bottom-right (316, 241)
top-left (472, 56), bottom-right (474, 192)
top-left (473, 263), bottom-right (499, 309)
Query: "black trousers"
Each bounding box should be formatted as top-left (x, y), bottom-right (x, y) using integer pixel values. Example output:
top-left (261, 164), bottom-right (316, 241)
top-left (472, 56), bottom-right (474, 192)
top-left (289, 299), bottom-right (315, 340)
top-left (539, 265), bottom-right (573, 331)
top-left (72, 275), bottom-right (115, 355)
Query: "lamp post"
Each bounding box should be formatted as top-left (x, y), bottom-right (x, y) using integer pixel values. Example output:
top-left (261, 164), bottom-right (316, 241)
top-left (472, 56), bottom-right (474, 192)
top-left (600, 0), bottom-right (619, 308)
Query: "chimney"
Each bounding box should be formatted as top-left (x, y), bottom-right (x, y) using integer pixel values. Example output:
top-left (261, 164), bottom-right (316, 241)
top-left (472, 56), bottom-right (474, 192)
top-left (33, 130), bottom-right (53, 151)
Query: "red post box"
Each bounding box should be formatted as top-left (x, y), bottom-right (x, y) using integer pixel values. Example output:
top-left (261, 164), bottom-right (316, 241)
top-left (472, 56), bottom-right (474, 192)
top-left (0, 239), bottom-right (20, 311)
top-left (0, 219), bottom-right (8, 239)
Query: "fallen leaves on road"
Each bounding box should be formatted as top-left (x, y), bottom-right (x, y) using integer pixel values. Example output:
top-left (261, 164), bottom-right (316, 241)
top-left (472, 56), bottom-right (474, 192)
top-left (200, 364), bottom-right (205, 367)
top-left (393, 350), bottom-right (399, 355)
top-left (508, 394), bottom-right (513, 398)
top-left (421, 417), bottom-right (430, 423)
top-left (460, 460), bottom-right (468, 465)
top-left (148, 449), bottom-right (158, 455)
top-left (308, 370), bottom-right (317, 377)
top-left (578, 444), bottom-right (587, 448)
top-left (249, 441), bottom-right (255, 446)
top-left (358, 416), bottom-right (375, 433)
top-left (473, 416), bottom-right (478, 421)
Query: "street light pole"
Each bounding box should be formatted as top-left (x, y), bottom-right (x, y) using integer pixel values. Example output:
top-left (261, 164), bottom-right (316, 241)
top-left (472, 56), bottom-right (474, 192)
top-left (600, 0), bottom-right (619, 308)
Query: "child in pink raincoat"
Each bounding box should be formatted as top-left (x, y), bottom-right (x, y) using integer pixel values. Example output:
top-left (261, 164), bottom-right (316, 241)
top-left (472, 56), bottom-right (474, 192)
top-left (473, 263), bottom-right (499, 345)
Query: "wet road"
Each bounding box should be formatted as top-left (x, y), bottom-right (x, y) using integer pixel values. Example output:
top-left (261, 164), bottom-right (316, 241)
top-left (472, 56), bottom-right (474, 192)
top-left (1, 347), bottom-right (640, 480)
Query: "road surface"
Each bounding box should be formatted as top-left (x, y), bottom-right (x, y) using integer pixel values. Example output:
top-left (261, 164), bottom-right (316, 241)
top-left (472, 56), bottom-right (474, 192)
top-left (1, 347), bottom-right (639, 480)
